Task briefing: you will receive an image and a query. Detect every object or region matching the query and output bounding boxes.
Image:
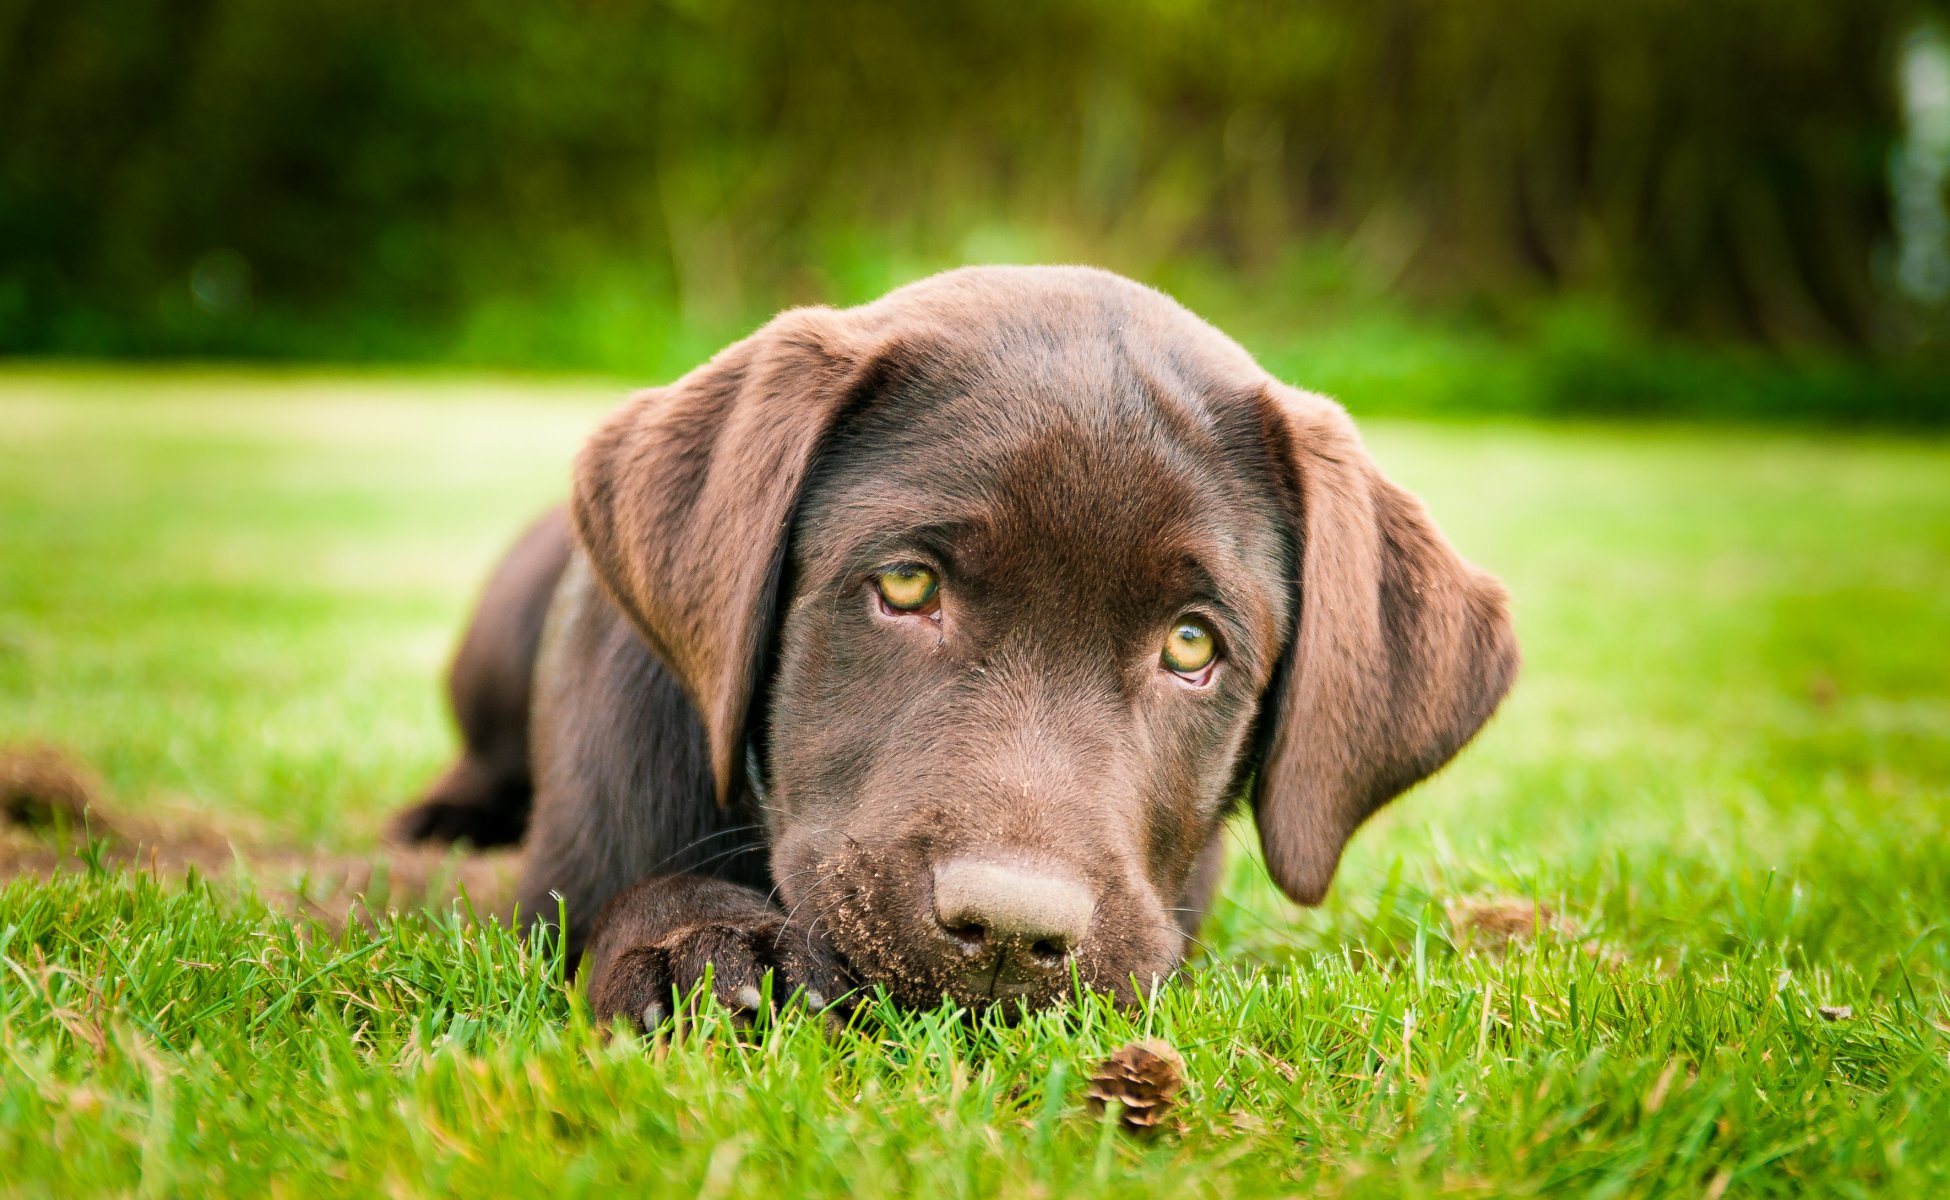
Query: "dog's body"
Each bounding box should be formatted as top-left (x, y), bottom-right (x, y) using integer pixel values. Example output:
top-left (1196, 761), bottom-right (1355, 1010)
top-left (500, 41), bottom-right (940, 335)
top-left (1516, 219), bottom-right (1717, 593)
top-left (391, 266), bottom-right (1518, 1025)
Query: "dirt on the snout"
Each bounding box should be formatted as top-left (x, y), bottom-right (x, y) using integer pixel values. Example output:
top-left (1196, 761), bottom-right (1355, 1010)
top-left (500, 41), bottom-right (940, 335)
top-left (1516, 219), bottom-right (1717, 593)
top-left (0, 741), bottom-right (519, 929)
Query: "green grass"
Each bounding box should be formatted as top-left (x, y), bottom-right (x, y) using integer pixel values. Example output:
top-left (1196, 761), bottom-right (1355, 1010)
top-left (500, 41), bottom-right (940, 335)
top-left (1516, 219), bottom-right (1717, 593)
top-left (2, 367), bottom-right (1947, 1196)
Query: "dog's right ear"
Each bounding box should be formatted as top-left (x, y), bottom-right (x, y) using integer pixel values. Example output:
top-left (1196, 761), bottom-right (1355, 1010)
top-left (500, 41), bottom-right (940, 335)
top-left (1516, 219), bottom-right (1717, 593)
top-left (571, 307), bottom-right (876, 807)
top-left (1249, 384), bottom-right (1519, 906)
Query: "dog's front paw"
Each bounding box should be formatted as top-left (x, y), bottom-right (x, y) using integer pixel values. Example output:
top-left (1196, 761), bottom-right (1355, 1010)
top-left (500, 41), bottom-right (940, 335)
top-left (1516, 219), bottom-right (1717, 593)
top-left (588, 916), bottom-right (856, 1033)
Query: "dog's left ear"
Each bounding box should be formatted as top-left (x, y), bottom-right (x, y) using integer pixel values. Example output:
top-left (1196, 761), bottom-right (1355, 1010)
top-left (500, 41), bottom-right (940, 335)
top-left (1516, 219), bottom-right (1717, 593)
top-left (1251, 383), bottom-right (1519, 904)
top-left (571, 307), bottom-right (880, 805)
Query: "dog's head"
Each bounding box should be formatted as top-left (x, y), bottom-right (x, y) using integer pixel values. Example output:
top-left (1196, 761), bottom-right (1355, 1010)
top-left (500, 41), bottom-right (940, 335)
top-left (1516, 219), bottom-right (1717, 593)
top-left (573, 267), bottom-right (1517, 1010)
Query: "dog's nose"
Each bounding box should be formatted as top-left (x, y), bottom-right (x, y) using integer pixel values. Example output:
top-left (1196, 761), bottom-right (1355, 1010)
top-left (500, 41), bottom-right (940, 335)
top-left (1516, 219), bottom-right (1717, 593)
top-left (932, 858), bottom-right (1094, 980)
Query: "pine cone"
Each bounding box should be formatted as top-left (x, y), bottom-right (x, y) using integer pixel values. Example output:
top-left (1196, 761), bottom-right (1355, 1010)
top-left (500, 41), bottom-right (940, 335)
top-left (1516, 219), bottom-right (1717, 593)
top-left (1085, 1038), bottom-right (1185, 1133)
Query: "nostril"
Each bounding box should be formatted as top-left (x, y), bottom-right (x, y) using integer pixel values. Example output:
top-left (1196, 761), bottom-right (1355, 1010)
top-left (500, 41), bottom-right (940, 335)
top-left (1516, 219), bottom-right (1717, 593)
top-left (932, 856), bottom-right (1095, 970)
top-left (1029, 937), bottom-right (1069, 964)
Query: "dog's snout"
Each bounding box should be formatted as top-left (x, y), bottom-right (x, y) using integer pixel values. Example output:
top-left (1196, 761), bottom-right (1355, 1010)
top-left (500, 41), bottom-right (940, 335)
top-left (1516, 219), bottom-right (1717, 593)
top-left (931, 858), bottom-right (1094, 978)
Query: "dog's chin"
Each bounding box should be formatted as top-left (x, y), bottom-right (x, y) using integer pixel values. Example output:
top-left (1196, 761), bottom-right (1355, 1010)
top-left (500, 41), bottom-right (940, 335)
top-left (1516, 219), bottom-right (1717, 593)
top-left (824, 911), bottom-right (1181, 1014)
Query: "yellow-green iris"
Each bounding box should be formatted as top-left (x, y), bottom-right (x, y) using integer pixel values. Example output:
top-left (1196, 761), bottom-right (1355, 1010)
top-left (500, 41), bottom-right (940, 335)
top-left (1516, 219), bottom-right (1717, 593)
top-left (1162, 619), bottom-right (1217, 674)
top-left (876, 565), bottom-right (939, 611)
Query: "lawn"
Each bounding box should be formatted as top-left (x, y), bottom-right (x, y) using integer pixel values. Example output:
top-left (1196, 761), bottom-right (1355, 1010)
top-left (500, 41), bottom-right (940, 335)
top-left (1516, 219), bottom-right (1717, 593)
top-left (2, 367), bottom-right (1947, 1197)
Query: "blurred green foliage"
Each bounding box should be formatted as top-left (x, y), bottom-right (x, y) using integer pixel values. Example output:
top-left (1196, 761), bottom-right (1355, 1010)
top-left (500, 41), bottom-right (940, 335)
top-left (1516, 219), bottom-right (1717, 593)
top-left (2, 0), bottom-right (1946, 419)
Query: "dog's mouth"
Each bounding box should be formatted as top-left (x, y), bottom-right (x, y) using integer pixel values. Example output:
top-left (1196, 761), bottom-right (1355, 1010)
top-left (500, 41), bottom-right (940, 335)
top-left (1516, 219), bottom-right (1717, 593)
top-left (782, 838), bottom-right (1181, 1013)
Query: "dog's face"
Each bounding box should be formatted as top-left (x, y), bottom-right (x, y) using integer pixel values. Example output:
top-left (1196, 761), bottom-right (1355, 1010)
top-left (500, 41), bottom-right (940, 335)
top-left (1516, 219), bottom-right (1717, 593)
top-left (573, 267), bottom-right (1517, 1012)
top-left (762, 356), bottom-right (1293, 1006)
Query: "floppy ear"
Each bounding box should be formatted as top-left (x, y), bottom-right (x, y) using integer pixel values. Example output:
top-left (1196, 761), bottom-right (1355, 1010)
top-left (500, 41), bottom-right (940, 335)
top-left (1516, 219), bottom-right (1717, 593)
top-left (571, 307), bottom-right (875, 805)
top-left (1252, 384), bottom-right (1519, 904)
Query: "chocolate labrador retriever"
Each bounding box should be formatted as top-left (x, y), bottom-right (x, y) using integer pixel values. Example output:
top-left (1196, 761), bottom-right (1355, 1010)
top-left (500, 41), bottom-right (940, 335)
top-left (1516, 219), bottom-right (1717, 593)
top-left (391, 266), bottom-right (1517, 1027)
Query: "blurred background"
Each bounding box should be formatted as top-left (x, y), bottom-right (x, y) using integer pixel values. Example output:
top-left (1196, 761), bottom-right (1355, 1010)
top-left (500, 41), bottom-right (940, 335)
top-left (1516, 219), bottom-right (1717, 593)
top-left (4, 0), bottom-right (1948, 420)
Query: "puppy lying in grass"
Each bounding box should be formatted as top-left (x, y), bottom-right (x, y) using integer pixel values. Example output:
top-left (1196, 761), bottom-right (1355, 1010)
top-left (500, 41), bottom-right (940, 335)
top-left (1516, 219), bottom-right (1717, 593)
top-left (391, 266), bottom-right (1518, 1027)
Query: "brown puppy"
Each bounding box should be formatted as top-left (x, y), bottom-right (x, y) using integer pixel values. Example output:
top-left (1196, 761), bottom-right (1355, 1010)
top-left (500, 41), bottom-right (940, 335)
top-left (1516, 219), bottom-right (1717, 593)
top-left (391, 266), bottom-right (1518, 1026)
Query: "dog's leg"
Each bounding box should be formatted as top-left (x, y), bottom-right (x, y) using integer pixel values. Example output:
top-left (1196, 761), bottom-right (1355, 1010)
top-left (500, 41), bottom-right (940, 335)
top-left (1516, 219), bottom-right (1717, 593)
top-left (391, 507), bottom-right (573, 847)
top-left (582, 874), bottom-right (855, 1031)
top-left (514, 552), bottom-right (775, 966)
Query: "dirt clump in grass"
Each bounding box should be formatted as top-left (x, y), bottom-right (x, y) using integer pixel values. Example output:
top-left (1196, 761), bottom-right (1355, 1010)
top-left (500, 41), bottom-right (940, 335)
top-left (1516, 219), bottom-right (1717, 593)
top-left (260, 846), bottom-right (521, 931)
top-left (1444, 895), bottom-right (1580, 947)
top-left (3, 740), bottom-right (235, 876)
top-left (2, 742), bottom-right (107, 833)
top-left (0, 740), bottom-right (519, 927)
top-left (1444, 894), bottom-right (1635, 969)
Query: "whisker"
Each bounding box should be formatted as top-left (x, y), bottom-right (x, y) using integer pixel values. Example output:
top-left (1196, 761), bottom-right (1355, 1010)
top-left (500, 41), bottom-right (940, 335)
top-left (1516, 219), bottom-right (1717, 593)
top-left (781, 884), bottom-right (832, 930)
top-left (764, 866), bottom-right (822, 910)
top-left (757, 825), bottom-right (846, 906)
top-left (800, 897), bottom-right (849, 964)
top-left (671, 839), bottom-right (770, 879)
top-left (1178, 931), bottom-right (1221, 960)
top-left (631, 823), bottom-right (767, 880)
top-left (804, 913), bottom-right (833, 963)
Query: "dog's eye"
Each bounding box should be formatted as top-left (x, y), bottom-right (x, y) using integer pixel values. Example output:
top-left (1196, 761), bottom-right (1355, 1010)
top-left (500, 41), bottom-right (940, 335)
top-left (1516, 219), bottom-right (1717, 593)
top-left (1161, 618), bottom-right (1218, 679)
top-left (874, 565), bottom-right (940, 614)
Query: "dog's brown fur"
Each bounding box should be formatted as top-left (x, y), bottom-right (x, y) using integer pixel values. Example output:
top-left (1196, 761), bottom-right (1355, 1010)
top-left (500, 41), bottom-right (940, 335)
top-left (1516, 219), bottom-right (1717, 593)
top-left (390, 266), bottom-right (1518, 1025)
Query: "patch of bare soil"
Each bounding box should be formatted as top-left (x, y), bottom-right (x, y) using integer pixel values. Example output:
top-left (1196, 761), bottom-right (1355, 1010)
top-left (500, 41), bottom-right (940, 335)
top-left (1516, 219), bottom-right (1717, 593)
top-left (0, 741), bottom-right (519, 929)
top-left (1444, 894), bottom-right (1581, 946)
top-left (1443, 892), bottom-right (1635, 969)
